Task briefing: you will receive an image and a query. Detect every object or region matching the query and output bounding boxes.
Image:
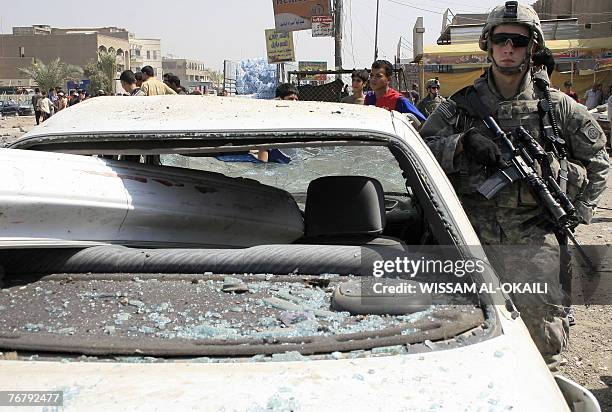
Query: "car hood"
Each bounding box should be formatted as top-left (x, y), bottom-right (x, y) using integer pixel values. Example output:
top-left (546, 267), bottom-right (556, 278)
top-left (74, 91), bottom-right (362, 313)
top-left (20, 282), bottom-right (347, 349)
top-left (8, 96), bottom-right (398, 152)
top-left (0, 324), bottom-right (570, 411)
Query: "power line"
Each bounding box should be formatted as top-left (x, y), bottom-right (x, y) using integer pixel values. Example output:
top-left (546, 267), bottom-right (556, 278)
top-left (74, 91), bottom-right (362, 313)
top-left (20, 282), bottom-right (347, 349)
top-left (386, 0), bottom-right (445, 15)
top-left (400, 37), bottom-right (413, 47)
top-left (394, 0), bottom-right (483, 11)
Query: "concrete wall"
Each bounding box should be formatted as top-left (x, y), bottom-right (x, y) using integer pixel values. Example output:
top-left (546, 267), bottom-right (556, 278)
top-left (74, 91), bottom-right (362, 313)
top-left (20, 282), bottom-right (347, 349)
top-left (0, 33), bottom-right (130, 86)
top-left (531, 0), bottom-right (612, 38)
top-left (0, 34), bottom-right (99, 79)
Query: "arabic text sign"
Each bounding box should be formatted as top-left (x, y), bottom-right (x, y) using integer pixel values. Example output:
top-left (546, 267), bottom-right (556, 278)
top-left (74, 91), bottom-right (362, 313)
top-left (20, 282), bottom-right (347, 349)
top-left (265, 29), bottom-right (295, 64)
top-left (273, 0), bottom-right (332, 32)
top-left (298, 61), bottom-right (328, 80)
top-left (312, 15), bottom-right (334, 37)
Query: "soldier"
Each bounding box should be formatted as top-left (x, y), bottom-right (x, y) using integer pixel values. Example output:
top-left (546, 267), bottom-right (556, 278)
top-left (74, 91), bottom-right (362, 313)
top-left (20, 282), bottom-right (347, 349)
top-left (420, 1), bottom-right (609, 369)
top-left (417, 78), bottom-right (446, 118)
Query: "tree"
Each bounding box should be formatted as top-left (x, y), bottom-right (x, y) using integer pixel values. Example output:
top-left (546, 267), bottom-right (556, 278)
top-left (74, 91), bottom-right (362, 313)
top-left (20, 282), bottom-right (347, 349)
top-left (96, 51), bottom-right (117, 94)
top-left (83, 62), bottom-right (108, 96)
top-left (83, 51), bottom-right (118, 95)
top-left (209, 70), bottom-right (224, 93)
top-left (18, 58), bottom-right (82, 92)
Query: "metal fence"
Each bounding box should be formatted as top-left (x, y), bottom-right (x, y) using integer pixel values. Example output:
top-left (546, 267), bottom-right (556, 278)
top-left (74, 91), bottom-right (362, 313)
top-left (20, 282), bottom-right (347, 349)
top-left (288, 68), bottom-right (413, 103)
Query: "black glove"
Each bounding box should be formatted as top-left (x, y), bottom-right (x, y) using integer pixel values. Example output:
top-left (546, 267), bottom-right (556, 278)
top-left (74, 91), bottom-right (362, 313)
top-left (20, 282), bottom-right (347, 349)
top-left (462, 128), bottom-right (502, 167)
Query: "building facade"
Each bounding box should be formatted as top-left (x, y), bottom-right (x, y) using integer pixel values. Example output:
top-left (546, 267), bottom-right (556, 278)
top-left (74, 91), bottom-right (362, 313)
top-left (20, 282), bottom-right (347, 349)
top-left (0, 25), bottom-right (130, 88)
top-left (162, 58), bottom-right (215, 92)
top-left (0, 25), bottom-right (165, 90)
top-left (531, 0), bottom-right (612, 39)
top-left (130, 37), bottom-right (163, 78)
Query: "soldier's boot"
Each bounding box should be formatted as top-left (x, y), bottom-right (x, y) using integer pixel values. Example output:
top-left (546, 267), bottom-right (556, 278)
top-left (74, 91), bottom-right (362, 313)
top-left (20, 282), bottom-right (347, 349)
top-left (519, 303), bottom-right (569, 371)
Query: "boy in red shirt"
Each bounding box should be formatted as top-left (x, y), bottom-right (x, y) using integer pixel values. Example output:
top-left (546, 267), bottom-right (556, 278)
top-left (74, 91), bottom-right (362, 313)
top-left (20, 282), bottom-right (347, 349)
top-left (365, 60), bottom-right (425, 122)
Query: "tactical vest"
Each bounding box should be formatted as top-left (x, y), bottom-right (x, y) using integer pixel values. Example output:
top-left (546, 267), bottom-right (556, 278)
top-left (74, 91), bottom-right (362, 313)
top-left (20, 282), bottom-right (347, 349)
top-left (418, 95), bottom-right (446, 118)
top-left (451, 73), bottom-right (565, 208)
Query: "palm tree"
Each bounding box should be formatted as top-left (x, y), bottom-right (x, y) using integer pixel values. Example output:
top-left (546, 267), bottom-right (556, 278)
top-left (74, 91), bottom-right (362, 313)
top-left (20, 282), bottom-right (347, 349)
top-left (18, 58), bottom-right (82, 92)
top-left (96, 51), bottom-right (118, 94)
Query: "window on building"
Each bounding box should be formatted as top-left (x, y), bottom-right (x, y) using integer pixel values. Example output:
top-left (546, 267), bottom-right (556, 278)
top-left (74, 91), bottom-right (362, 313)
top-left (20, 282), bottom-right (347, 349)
top-left (153, 51), bottom-right (157, 60)
top-left (19, 46), bottom-right (25, 58)
top-left (147, 50), bottom-right (151, 59)
top-left (135, 49), bottom-right (141, 57)
top-left (585, 23), bottom-right (592, 29)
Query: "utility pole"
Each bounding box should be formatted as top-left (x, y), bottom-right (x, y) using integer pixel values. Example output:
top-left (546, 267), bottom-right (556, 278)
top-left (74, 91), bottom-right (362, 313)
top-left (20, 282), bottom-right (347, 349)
top-left (334, 0), bottom-right (343, 79)
top-left (374, 0), bottom-right (380, 61)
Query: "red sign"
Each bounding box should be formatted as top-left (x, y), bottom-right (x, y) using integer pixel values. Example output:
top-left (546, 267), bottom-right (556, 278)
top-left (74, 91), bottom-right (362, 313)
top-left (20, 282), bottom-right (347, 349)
top-left (312, 15), bottom-right (334, 37)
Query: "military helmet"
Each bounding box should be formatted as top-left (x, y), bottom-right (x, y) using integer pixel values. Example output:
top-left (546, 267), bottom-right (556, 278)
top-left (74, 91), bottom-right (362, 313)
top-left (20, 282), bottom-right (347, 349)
top-left (479, 1), bottom-right (545, 52)
top-left (426, 79), bottom-right (440, 89)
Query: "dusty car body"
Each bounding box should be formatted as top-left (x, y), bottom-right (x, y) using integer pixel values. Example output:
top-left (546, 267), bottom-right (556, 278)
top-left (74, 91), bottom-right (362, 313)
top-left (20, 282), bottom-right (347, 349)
top-left (0, 96), bottom-right (600, 411)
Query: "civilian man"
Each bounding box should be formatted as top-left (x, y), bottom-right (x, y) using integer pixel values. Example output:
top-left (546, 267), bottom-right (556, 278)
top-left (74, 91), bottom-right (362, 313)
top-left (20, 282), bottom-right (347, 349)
top-left (140, 66), bottom-right (176, 96)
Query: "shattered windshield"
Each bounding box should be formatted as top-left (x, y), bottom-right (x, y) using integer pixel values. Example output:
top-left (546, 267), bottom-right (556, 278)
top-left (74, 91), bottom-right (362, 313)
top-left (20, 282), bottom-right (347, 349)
top-left (0, 271), bottom-right (485, 360)
top-left (0, 143), bottom-right (491, 360)
top-left (160, 145), bottom-right (407, 194)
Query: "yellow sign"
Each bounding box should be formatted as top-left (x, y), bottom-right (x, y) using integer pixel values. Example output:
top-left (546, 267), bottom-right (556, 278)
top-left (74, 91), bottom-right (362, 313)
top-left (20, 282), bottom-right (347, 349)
top-left (298, 61), bottom-right (327, 80)
top-left (265, 29), bottom-right (295, 64)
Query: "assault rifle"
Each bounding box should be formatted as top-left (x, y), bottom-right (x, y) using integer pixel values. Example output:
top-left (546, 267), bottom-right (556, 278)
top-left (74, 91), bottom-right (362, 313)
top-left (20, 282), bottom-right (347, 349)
top-left (477, 117), bottom-right (594, 270)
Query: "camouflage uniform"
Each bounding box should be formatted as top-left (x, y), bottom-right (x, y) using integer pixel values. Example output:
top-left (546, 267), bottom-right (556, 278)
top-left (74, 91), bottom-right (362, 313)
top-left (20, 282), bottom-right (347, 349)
top-left (417, 79), bottom-right (446, 118)
top-left (421, 2), bottom-right (609, 364)
top-left (416, 94), bottom-right (446, 118)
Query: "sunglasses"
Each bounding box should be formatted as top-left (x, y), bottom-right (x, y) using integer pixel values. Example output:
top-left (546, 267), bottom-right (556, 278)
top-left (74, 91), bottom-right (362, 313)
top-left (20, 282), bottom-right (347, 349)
top-left (490, 33), bottom-right (531, 48)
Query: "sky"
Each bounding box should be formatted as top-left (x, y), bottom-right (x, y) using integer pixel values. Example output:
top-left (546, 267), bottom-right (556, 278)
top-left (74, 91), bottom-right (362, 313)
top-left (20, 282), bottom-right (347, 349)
top-left (0, 0), bottom-right (509, 71)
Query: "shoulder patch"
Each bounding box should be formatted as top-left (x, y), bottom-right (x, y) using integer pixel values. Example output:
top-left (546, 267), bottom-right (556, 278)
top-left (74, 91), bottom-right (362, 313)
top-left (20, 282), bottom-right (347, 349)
top-left (584, 121), bottom-right (602, 143)
top-left (437, 100), bottom-right (455, 119)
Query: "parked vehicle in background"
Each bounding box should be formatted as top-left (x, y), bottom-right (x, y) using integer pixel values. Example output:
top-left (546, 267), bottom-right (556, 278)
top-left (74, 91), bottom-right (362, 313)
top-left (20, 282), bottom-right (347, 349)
top-left (0, 100), bottom-right (19, 116)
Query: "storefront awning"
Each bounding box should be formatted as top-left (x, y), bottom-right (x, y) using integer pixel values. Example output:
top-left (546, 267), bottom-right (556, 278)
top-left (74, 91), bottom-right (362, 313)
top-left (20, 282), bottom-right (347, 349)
top-left (418, 37), bottom-right (612, 61)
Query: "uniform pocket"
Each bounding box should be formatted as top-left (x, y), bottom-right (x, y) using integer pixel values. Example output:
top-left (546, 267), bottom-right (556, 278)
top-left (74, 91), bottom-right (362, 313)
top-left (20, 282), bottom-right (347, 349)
top-left (565, 159), bottom-right (588, 203)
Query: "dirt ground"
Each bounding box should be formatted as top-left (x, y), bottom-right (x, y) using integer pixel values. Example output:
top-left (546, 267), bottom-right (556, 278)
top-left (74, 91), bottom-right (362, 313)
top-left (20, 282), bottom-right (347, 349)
top-left (560, 169), bottom-right (612, 410)
top-left (1, 114), bottom-right (611, 407)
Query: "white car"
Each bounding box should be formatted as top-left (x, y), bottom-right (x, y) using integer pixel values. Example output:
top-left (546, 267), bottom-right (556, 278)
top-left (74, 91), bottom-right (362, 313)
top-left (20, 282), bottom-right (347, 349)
top-left (0, 96), bottom-right (600, 411)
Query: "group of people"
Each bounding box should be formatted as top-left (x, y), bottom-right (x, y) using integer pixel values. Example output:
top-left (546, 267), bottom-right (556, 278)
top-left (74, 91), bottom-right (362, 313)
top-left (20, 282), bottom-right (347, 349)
top-left (560, 80), bottom-right (611, 109)
top-left (31, 65), bottom-right (209, 125)
top-left (31, 87), bottom-right (87, 124)
top-left (119, 66), bottom-right (178, 96)
top-left (583, 82), bottom-right (610, 110)
top-left (338, 63), bottom-right (447, 125)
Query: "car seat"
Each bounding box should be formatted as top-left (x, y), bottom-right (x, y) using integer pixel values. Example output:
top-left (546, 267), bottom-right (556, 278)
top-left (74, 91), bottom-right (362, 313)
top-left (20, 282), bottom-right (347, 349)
top-left (299, 175), bottom-right (408, 250)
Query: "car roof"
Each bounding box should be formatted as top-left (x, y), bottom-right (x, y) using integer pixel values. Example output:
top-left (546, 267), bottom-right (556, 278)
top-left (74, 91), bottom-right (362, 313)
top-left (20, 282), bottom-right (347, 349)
top-left (9, 95), bottom-right (400, 151)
